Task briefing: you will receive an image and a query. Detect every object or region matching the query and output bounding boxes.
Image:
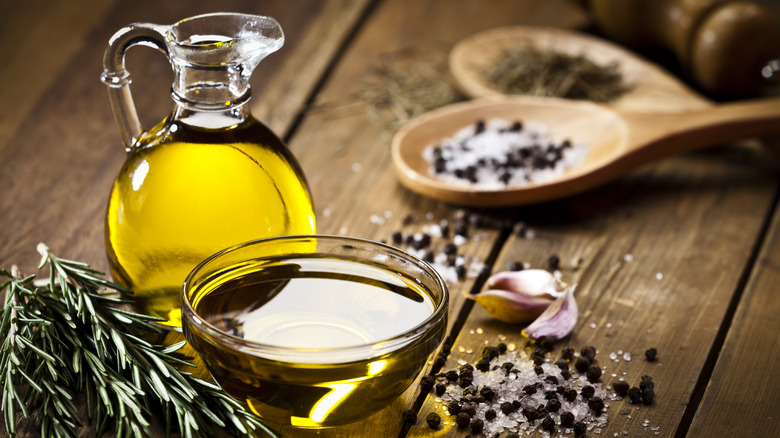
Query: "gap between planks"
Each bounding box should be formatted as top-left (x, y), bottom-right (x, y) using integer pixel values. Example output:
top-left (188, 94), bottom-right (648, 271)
top-left (397, 219), bottom-right (514, 438)
top-left (673, 181), bottom-right (780, 438)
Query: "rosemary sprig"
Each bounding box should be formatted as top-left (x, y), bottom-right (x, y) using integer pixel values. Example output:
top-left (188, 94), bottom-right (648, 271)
top-left (0, 244), bottom-right (278, 438)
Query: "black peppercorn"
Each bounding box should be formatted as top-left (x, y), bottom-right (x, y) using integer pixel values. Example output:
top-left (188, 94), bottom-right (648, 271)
top-left (563, 388), bottom-right (577, 402)
top-left (476, 358), bottom-right (491, 372)
top-left (545, 375), bottom-right (559, 385)
top-left (547, 254), bottom-right (560, 270)
top-left (447, 401), bottom-right (461, 415)
top-left (454, 221), bottom-right (469, 237)
top-left (484, 409), bottom-right (497, 421)
top-left (507, 260), bottom-right (524, 271)
top-left (537, 336), bottom-right (555, 351)
top-left (642, 387), bottom-right (655, 405)
top-left (435, 383), bottom-right (446, 396)
top-left (645, 347), bottom-right (658, 362)
top-left (555, 359), bottom-right (569, 371)
top-left (420, 375), bottom-right (435, 392)
top-left (561, 346), bottom-right (575, 361)
top-left (459, 377), bottom-right (473, 388)
top-left (546, 398), bottom-right (561, 413)
top-left (560, 411), bottom-right (575, 427)
top-left (402, 409), bottom-right (416, 424)
top-left (481, 346), bottom-right (500, 360)
top-left (426, 412), bottom-right (441, 429)
top-left (534, 365), bottom-right (544, 375)
top-left (628, 386), bottom-right (642, 404)
top-left (561, 370), bottom-right (572, 380)
top-left (574, 357), bottom-right (591, 373)
top-left (573, 421), bottom-right (587, 437)
top-left (456, 264), bottom-right (466, 280)
top-left (580, 385), bottom-right (595, 399)
top-left (497, 342), bottom-right (508, 354)
top-left (588, 396), bottom-right (604, 413)
top-left (456, 412), bottom-right (471, 429)
top-left (470, 418), bottom-right (484, 433)
top-left (442, 242), bottom-right (457, 256)
top-left (480, 386), bottom-right (495, 403)
top-left (391, 231), bottom-right (403, 245)
top-left (522, 406), bottom-right (538, 422)
top-left (586, 365), bottom-right (602, 383)
top-left (581, 345), bottom-right (597, 360)
top-left (613, 380), bottom-right (630, 396)
top-left (523, 384), bottom-right (537, 395)
top-left (500, 401), bottom-right (515, 415)
top-left (501, 362), bottom-right (514, 374)
top-left (439, 219), bottom-right (450, 237)
top-left (640, 375), bottom-right (655, 391)
top-left (541, 415), bottom-right (555, 432)
top-left (445, 370), bottom-right (458, 382)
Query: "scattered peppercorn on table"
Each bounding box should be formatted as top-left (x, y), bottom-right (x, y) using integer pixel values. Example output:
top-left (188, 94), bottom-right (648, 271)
top-left (2, 0), bottom-right (780, 437)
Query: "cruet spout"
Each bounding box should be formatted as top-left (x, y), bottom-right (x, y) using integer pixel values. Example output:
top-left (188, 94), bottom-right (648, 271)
top-left (100, 13), bottom-right (284, 149)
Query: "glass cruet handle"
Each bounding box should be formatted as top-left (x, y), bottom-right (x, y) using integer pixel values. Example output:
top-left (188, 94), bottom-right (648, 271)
top-left (100, 23), bottom-right (168, 151)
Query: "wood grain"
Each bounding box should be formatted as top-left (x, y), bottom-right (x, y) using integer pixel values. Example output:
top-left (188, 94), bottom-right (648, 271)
top-left (686, 191), bottom-right (780, 437)
top-left (0, 0), bottom-right (114, 154)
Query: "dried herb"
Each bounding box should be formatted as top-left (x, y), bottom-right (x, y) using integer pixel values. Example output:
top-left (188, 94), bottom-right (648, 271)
top-left (0, 244), bottom-right (276, 438)
top-left (361, 49), bottom-right (465, 136)
top-left (481, 44), bottom-right (631, 102)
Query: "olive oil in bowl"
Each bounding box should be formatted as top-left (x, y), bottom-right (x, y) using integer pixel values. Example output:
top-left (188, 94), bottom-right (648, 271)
top-left (182, 235), bottom-right (448, 428)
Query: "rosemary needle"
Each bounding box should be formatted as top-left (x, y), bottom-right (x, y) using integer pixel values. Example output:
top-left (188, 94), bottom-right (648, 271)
top-left (0, 243), bottom-right (278, 438)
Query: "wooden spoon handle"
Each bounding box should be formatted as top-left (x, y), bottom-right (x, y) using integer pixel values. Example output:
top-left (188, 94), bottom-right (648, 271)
top-left (622, 98), bottom-right (780, 158)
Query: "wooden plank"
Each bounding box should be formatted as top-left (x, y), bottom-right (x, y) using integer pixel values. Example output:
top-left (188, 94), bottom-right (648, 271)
top-left (265, 0), bottom-right (589, 435)
top-left (0, 0), bottom-right (114, 154)
top-left (685, 192), bottom-right (780, 437)
top-left (407, 144), bottom-right (780, 437)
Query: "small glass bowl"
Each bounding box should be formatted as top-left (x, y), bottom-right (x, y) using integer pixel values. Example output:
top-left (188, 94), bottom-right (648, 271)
top-left (181, 235), bottom-right (448, 428)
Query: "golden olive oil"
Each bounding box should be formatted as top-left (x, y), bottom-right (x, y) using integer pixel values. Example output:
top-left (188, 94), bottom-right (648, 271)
top-left (186, 256), bottom-right (440, 428)
top-left (105, 116), bottom-right (316, 327)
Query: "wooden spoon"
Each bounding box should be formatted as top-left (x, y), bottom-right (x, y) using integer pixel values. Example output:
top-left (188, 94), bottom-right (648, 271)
top-left (449, 26), bottom-right (712, 113)
top-left (391, 96), bottom-right (780, 207)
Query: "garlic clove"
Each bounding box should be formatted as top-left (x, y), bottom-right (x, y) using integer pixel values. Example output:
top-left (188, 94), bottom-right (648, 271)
top-left (469, 288), bottom-right (553, 323)
top-left (486, 269), bottom-right (566, 299)
top-left (522, 285), bottom-right (578, 340)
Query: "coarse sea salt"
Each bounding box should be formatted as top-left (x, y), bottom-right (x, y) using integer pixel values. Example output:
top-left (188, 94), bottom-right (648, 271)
top-left (423, 118), bottom-right (588, 189)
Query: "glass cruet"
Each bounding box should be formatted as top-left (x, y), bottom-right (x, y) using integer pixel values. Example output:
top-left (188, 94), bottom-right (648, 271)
top-left (100, 13), bottom-right (316, 328)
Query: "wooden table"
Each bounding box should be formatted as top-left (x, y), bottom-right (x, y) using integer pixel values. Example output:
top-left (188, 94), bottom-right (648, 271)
top-left (2, 0), bottom-right (780, 437)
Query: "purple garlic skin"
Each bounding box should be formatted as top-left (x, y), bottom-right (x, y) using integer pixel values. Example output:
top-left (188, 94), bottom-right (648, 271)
top-left (470, 269), bottom-right (565, 324)
top-left (523, 285), bottom-right (578, 340)
top-left (471, 269), bottom-right (578, 339)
